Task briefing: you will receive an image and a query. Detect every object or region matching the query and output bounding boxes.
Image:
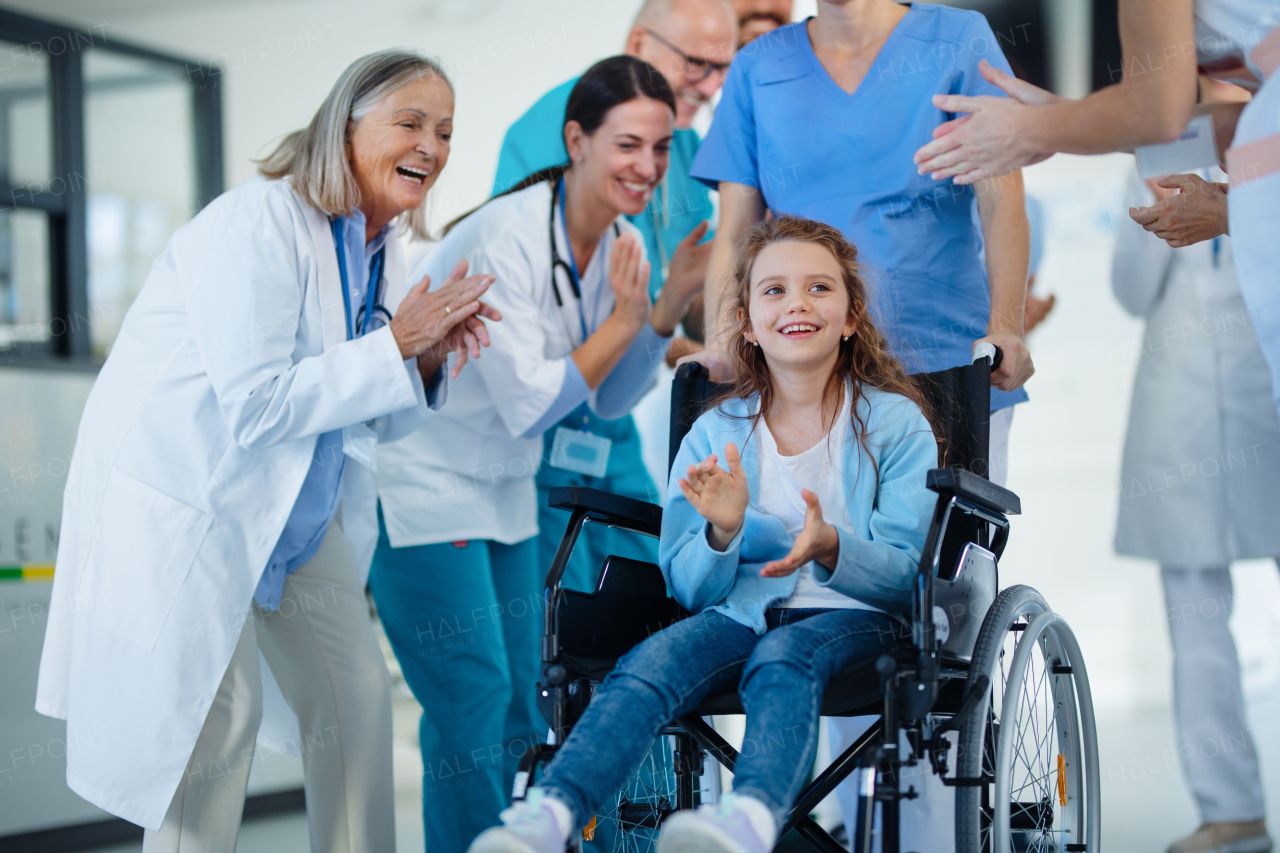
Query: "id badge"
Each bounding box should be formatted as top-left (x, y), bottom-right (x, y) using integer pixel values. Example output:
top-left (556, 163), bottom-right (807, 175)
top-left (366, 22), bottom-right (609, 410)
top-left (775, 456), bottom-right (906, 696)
top-left (550, 427), bottom-right (611, 477)
top-left (1136, 113), bottom-right (1217, 179)
top-left (342, 422), bottom-right (378, 470)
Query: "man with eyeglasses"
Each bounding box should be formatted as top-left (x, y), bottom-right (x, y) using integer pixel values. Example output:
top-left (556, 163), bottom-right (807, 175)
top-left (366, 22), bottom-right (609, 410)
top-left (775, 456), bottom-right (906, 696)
top-left (494, 0), bottom-right (737, 304)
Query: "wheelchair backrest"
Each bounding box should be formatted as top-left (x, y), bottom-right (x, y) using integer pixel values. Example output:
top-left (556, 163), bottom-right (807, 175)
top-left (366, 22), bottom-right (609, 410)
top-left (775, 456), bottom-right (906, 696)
top-left (669, 360), bottom-right (995, 476)
top-left (670, 362), bottom-right (722, 472)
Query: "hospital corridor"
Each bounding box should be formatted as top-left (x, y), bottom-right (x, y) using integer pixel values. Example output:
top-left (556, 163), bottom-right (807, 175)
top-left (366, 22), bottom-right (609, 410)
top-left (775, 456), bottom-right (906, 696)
top-left (2, 2), bottom-right (1280, 853)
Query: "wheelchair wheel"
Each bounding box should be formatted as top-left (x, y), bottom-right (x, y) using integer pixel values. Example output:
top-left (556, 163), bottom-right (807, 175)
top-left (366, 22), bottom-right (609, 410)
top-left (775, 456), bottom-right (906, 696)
top-left (954, 585), bottom-right (1100, 853)
top-left (597, 734), bottom-right (680, 853)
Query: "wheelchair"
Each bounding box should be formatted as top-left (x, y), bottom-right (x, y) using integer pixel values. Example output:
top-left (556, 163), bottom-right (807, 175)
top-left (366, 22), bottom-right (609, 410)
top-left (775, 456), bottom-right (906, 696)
top-left (516, 355), bottom-right (1101, 853)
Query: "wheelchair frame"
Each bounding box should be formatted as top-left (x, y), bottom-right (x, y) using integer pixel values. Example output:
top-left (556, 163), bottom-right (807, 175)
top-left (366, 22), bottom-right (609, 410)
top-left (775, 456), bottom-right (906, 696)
top-left (517, 361), bottom-right (1100, 853)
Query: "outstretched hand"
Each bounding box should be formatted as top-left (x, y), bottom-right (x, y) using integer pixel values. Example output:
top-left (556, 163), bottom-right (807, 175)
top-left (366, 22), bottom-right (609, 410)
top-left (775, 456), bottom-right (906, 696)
top-left (678, 442), bottom-right (749, 551)
top-left (761, 490), bottom-right (841, 578)
top-left (913, 60), bottom-right (1059, 184)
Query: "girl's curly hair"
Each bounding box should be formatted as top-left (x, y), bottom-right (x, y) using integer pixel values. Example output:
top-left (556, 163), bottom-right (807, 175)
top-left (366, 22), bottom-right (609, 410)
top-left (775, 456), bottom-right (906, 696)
top-left (710, 215), bottom-right (941, 483)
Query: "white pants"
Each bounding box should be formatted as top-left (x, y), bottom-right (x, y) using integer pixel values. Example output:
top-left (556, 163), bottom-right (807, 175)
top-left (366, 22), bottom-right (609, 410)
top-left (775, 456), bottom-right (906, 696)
top-left (827, 405), bottom-right (1014, 852)
top-left (142, 524), bottom-right (396, 853)
top-left (1160, 565), bottom-right (1268, 823)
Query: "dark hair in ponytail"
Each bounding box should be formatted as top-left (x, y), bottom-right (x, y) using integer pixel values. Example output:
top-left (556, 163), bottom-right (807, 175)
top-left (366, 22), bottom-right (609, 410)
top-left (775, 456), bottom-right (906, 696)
top-left (444, 55), bottom-right (675, 235)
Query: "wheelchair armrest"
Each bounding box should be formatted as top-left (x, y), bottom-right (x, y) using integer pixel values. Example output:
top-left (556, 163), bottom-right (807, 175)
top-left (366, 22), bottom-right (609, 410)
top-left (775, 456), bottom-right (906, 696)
top-left (548, 486), bottom-right (663, 538)
top-left (926, 467), bottom-right (1021, 516)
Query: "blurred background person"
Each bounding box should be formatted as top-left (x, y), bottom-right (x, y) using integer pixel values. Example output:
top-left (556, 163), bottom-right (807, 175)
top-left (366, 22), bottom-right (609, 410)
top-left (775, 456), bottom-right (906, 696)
top-left (912, 0), bottom-right (1280, 424)
top-left (729, 0), bottom-right (793, 46)
top-left (1113, 163), bottom-right (1280, 853)
top-left (492, 0), bottom-right (732, 594)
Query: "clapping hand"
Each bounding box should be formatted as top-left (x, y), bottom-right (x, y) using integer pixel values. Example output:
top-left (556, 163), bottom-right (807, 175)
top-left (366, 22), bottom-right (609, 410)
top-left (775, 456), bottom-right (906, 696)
top-left (651, 220), bottom-right (711, 336)
top-left (609, 233), bottom-right (653, 330)
top-left (678, 442), bottom-right (749, 551)
top-left (394, 259), bottom-right (502, 379)
top-left (760, 489), bottom-right (841, 578)
top-left (1129, 174), bottom-right (1229, 248)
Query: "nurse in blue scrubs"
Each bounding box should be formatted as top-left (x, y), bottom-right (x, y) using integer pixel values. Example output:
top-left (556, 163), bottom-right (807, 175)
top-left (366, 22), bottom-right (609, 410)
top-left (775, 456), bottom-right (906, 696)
top-left (688, 1), bottom-right (1033, 847)
top-left (493, 0), bottom-right (736, 592)
top-left (692, 0), bottom-right (1034, 415)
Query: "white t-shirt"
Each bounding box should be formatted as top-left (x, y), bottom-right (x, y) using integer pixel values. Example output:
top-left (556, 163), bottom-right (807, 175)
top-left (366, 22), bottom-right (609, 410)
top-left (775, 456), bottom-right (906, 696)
top-left (756, 392), bottom-right (885, 612)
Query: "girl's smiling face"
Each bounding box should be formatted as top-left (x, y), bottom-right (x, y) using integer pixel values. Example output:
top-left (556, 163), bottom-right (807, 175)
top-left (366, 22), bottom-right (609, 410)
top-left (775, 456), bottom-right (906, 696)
top-left (744, 240), bottom-right (859, 373)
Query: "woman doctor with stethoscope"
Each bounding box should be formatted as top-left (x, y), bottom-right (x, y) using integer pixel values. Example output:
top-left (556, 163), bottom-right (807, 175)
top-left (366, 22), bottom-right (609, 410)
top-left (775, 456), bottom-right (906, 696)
top-left (36, 51), bottom-right (498, 853)
top-left (371, 55), bottom-right (705, 851)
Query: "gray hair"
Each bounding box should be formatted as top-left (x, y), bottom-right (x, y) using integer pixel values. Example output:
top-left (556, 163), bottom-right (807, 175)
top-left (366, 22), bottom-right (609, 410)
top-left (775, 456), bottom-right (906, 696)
top-left (257, 50), bottom-right (450, 240)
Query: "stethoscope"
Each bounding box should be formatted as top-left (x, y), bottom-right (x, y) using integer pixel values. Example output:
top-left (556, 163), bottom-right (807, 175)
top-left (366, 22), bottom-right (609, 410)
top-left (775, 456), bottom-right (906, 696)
top-left (548, 176), bottom-right (619, 344)
top-left (331, 218), bottom-right (389, 340)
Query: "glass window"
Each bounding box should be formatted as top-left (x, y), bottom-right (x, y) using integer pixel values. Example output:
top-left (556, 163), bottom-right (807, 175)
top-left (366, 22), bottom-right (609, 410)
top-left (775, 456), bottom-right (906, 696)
top-left (0, 38), bottom-right (53, 188)
top-left (84, 50), bottom-right (195, 359)
top-left (0, 208), bottom-right (51, 348)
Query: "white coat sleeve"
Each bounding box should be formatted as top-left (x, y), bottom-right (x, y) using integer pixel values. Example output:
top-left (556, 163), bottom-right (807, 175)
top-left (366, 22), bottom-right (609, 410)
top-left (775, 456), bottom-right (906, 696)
top-left (462, 243), bottom-right (582, 438)
top-left (1112, 171), bottom-right (1176, 319)
top-left (182, 201), bottom-right (420, 449)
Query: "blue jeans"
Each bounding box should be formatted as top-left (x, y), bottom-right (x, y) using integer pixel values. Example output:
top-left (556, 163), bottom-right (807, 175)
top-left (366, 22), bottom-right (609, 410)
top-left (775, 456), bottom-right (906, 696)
top-left (368, 507), bottom-right (543, 853)
top-left (539, 607), bottom-right (901, 826)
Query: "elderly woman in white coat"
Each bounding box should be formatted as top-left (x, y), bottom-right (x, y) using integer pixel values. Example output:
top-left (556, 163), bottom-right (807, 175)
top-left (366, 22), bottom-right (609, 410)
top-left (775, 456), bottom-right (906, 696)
top-left (1114, 165), bottom-right (1280, 853)
top-left (34, 51), bottom-right (498, 853)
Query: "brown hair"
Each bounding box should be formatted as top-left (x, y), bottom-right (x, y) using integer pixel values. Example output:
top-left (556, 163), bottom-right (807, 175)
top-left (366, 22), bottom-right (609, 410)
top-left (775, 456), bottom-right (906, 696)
top-left (443, 55), bottom-right (676, 236)
top-left (711, 215), bottom-right (939, 482)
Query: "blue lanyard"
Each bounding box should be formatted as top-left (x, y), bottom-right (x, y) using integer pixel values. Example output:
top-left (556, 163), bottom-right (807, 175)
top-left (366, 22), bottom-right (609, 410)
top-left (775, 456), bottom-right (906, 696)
top-left (331, 218), bottom-right (385, 341)
top-left (556, 177), bottom-right (608, 344)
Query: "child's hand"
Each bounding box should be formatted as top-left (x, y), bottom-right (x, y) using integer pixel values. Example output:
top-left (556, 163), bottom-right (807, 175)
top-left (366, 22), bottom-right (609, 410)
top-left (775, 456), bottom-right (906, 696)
top-left (678, 442), bottom-right (749, 551)
top-left (761, 490), bottom-right (841, 577)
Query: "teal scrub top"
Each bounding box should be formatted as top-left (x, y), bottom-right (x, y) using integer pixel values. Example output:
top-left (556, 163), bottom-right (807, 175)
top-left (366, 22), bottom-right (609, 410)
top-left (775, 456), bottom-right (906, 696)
top-left (493, 77), bottom-right (714, 299)
top-left (690, 4), bottom-right (1027, 409)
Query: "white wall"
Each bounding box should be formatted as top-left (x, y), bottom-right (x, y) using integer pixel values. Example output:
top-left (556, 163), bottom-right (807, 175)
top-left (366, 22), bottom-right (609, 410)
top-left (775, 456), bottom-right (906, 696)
top-left (52, 0), bottom-right (651, 233)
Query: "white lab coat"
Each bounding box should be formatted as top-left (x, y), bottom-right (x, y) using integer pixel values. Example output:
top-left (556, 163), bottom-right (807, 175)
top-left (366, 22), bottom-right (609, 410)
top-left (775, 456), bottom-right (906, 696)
top-left (376, 180), bottom-right (659, 547)
top-left (1112, 168), bottom-right (1280, 565)
top-left (35, 177), bottom-right (435, 829)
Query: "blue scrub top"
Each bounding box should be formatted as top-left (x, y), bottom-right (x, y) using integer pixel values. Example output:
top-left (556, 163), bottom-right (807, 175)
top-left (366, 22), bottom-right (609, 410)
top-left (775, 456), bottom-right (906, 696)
top-left (493, 76), bottom-right (715, 300)
top-left (690, 4), bottom-right (1027, 409)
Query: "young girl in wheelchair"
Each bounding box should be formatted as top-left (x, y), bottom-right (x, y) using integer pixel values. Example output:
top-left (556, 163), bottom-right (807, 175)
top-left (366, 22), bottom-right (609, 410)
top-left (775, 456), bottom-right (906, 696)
top-left (470, 216), bottom-right (939, 853)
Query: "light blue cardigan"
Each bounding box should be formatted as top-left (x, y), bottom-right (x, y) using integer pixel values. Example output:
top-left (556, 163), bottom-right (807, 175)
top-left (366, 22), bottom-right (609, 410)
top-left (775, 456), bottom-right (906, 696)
top-left (658, 384), bottom-right (939, 634)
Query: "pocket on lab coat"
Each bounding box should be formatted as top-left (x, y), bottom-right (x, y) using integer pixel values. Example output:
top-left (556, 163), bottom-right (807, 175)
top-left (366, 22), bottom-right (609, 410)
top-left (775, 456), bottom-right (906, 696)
top-left (84, 467), bottom-right (214, 650)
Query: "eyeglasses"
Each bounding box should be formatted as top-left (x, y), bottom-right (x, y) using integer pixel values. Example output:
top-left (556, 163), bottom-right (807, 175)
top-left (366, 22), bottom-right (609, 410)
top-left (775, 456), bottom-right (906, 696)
top-left (644, 28), bottom-right (731, 83)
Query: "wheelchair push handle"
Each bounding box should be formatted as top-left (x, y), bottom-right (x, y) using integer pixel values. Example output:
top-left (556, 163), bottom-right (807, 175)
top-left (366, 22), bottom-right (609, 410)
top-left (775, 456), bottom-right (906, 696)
top-left (971, 342), bottom-right (1003, 371)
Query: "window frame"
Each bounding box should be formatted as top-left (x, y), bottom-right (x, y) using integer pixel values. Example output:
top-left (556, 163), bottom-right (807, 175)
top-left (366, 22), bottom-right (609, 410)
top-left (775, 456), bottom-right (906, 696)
top-left (0, 8), bottom-right (222, 370)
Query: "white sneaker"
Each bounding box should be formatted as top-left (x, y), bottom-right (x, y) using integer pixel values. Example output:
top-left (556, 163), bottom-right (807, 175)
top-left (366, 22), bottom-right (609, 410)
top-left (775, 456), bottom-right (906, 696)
top-left (657, 798), bottom-right (772, 853)
top-left (469, 793), bottom-right (570, 853)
